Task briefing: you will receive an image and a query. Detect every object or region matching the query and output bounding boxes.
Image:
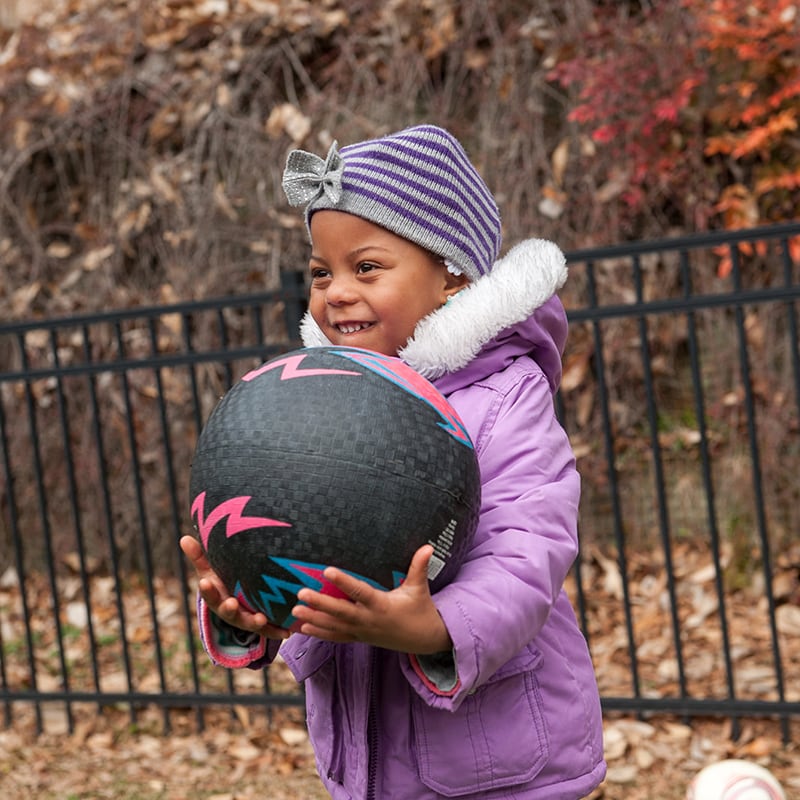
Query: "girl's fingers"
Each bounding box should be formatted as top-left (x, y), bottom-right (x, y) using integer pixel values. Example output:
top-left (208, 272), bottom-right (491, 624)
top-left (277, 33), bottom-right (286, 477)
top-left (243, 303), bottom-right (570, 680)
top-left (322, 567), bottom-right (375, 604)
top-left (181, 535), bottom-right (288, 639)
top-left (179, 535), bottom-right (210, 571)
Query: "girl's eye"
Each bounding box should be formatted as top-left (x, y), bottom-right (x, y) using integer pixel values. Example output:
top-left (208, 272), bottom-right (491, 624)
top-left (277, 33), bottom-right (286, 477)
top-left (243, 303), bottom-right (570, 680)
top-left (310, 267), bottom-right (330, 280)
top-left (357, 261), bottom-right (379, 274)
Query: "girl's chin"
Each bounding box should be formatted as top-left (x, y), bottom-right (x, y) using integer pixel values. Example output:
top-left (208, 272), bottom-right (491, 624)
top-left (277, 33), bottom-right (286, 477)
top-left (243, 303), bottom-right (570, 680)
top-left (327, 331), bottom-right (395, 356)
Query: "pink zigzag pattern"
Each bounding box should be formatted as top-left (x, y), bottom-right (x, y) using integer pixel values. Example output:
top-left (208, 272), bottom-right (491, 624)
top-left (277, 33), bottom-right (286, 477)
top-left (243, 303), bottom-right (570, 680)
top-left (242, 353), bottom-right (360, 382)
top-left (191, 491), bottom-right (291, 550)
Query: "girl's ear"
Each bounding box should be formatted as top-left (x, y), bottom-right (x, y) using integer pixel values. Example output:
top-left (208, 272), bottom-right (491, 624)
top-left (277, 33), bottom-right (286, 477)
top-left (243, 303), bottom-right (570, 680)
top-left (443, 270), bottom-right (469, 300)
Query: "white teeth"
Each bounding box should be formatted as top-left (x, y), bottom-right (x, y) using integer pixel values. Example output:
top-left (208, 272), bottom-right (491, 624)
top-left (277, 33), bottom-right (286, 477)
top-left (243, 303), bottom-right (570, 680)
top-left (337, 323), bottom-right (370, 333)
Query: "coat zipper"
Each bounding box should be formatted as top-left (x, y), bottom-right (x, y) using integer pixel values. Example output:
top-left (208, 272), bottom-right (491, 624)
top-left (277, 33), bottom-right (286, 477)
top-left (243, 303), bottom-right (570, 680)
top-left (366, 650), bottom-right (379, 800)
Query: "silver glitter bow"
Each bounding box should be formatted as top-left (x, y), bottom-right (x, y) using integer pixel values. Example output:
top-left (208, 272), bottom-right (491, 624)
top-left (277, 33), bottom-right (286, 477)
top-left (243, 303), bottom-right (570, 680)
top-left (282, 141), bottom-right (344, 207)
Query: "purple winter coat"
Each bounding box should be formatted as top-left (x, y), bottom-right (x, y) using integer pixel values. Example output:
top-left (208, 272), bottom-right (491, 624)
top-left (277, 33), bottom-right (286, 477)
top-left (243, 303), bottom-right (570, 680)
top-left (199, 239), bottom-right (606, 799)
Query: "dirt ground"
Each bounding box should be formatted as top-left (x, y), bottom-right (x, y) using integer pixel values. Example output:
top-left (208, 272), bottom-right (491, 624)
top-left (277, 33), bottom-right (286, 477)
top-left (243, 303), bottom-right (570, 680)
top-left (0, 702), bottom-right (797, 800)
top-left (2, 542), bottom-right (799, 798)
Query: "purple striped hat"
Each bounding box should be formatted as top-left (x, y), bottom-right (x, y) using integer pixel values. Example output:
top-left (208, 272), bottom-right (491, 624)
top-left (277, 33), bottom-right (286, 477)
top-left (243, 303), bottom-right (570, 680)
top-left (281, 125), bottom-right (502, 281)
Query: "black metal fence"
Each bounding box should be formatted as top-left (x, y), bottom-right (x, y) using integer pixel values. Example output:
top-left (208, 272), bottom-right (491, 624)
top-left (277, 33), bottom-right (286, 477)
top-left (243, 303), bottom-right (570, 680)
top-left (1, 223), bottom-right (799, 739)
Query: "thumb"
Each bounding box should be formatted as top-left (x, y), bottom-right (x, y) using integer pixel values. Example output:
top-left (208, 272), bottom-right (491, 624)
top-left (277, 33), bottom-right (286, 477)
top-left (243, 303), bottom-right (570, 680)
top-left (180, 534), bottom-right (204, 565)
top-left (406, 544), bottom-right (435, 587)
top-left (180, 535), bottom-right (214, 578)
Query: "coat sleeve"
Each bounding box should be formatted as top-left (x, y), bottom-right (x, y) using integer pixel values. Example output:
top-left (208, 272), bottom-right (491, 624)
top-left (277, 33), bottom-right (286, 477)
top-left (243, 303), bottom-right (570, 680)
top-left (401, 360), bottom-right (580, 710)
top-left (197, 594), bottom-right (280, 669)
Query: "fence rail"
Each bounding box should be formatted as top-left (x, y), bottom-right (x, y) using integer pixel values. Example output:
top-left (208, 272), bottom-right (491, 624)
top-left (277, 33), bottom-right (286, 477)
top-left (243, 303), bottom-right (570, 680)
top-left (1, 223), bottom-right (799, 739)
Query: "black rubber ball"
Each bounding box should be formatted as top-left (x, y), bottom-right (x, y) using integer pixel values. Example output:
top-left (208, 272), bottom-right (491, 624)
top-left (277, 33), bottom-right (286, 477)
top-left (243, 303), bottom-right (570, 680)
top-left (189, 346), bottom-right (481, 630)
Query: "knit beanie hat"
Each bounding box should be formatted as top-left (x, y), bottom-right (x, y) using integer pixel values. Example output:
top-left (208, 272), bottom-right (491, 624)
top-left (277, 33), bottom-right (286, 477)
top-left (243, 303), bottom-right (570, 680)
top-left (281, 124), bottom-right (502, 282)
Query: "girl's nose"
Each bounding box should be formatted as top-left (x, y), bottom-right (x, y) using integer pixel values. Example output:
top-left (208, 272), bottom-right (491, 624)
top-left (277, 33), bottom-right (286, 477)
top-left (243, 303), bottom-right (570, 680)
top-left (325, 276), bottom-right (358, 306)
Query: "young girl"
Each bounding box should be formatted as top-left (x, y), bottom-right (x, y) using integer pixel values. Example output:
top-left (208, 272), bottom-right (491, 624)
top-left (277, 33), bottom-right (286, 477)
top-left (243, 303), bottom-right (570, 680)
top-left (181, 124), bottom-right (606, 799)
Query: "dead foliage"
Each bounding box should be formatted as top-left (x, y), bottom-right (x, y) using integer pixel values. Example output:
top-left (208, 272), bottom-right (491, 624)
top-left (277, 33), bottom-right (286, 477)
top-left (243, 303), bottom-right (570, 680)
top-left (3, 710), bottom-right (798, 799)
top-left (1, 536), bottom-right (799, 798)
top-left (0, 0), bottom-right (597, 323)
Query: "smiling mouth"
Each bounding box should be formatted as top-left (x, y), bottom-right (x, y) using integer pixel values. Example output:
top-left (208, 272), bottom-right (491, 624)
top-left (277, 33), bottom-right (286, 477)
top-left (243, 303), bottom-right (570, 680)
top-left (334, 322), bottom-right (375, 334)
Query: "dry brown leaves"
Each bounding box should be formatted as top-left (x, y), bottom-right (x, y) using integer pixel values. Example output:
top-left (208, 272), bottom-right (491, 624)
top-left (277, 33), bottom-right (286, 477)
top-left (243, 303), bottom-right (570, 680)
top-left (1, 713), bottom-right (799, 800)
top-left (1, 538), bottom-right (798, 799)
top-left (0, 702), bottom-right (328, 799)
top-left (0, 0), bottom-right (576, 322)
top-left (0, 0), bottom-right (353, 318)
top-left (0, 701), bottom-right (798, 799)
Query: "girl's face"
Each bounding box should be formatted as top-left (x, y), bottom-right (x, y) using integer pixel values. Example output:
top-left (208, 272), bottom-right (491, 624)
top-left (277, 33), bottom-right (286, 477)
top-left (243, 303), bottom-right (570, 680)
top-left (308, 211), bottom-right (466, 357)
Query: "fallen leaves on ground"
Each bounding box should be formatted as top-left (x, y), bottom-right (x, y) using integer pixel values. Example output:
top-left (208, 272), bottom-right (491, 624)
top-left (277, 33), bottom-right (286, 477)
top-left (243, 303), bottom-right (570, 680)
top-left (0, 702), bottom-right (327, 800)
top-left (1, 537), bottom-right (799, 799)
top-left (0, 703), bottom-right (798, 799)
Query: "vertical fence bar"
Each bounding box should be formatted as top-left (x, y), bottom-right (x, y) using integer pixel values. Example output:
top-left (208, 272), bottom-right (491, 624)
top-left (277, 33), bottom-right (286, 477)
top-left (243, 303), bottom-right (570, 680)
top-left (217, 311), bottom-right (242, 707)
top-left (143, 316), bottom-right (174, 734)
top-left (183, 311), bottom-right (204, 436)
top-left (780, 233), bottom-right (800, 738)
top-left (585, 260), bottom-right (642, 702)
top-left (182, 310), bottom-right (208, 730)
top-left (18, 332), bottom-right (73, 733)
top-left (147, 316), bottom-right (204, 730)
top-left (50, 328), bottom-right (103, 709)
top-left (0, 382), bottom-right (40, 729)
top-left (0, 391), bottom-right (9, 727)
top-left (252, 303), bottom-right (265, 346)
top-left (280, 269), bottom-right (306, 341)
top-left (781, 235), bottom-right (800, 444)
top-left (679, 249), bottom-right (740, 739)
top-left (113, 320), bottom-right (168, 726)
top-left (729, 245), bottom-right (788, 742)
top-left (217, 309), bottom-right (234, 389)
top-left (82, 324), bottom-right (136, 723)
top-left (631, 254), bottom-right (688, 708)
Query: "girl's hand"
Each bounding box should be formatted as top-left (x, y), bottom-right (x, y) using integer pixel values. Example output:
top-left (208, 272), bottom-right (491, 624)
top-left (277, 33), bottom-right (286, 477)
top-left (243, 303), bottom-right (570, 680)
top-left (290, 544), bottom-right (452, 654)
top-left (179, 535), bottom-right (289, 641)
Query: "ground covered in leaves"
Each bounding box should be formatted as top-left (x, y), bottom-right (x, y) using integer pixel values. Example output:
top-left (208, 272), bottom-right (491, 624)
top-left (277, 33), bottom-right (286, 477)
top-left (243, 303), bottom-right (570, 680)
top-left (2, 538), bottom-right (799, 799)
top-left (0, 704), bottom-right (798, 799)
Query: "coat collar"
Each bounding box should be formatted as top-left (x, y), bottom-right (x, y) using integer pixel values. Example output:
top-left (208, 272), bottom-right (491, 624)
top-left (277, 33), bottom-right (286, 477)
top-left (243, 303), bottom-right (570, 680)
top-left (300, 238), bottom-right (567, 380)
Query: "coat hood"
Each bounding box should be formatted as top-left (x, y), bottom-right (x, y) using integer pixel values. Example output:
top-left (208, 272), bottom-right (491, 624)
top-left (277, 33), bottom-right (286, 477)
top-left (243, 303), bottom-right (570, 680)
top-left (299, 237), bottom-right (568, 392)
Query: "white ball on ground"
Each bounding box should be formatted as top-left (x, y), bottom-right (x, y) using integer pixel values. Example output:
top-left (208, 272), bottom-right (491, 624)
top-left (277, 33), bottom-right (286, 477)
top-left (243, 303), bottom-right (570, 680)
top-left (686, 759), bottom-right (786, 800)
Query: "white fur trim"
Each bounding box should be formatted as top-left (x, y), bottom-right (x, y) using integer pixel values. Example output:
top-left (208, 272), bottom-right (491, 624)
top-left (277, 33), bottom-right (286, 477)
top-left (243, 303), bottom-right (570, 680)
top-left (299, 238), bottom-right (567, 379)
top-left (300, 310), bottom-right (334, 347)
top-left (400, 238), bottom-right (567, 378)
